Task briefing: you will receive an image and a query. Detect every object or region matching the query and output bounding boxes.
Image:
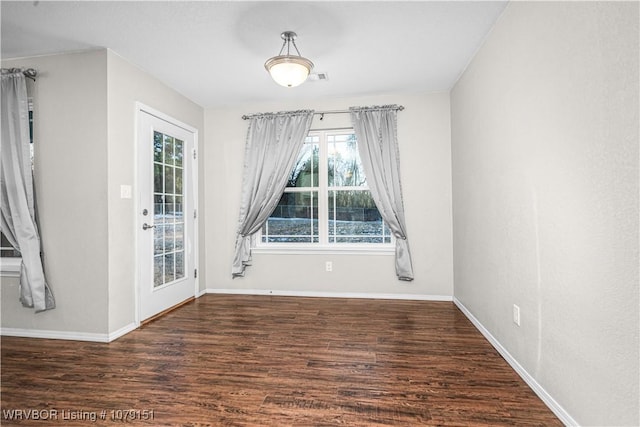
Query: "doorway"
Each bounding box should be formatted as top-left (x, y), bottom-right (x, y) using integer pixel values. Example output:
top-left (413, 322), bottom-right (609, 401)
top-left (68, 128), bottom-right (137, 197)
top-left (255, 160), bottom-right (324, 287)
top-left (136, 104), bottom-right (198, 322)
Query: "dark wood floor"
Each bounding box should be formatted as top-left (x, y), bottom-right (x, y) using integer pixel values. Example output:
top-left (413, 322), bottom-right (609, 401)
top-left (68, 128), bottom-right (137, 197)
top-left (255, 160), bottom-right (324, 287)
top-left (1, 295), bottom-right (561, 426)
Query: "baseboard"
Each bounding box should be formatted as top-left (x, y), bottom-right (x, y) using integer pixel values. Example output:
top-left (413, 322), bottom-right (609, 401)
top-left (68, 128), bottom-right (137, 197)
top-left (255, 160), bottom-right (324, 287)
top-left (107, 322), bottom-right (138, 342)
top-left (453, 297), bottom-right (578, 427)
top-left (205, 288), bottom-right (453, 301)
top-left (1, 327), bottom-right (111, 343)
top-left (1, 322), bottom-right (138, 343)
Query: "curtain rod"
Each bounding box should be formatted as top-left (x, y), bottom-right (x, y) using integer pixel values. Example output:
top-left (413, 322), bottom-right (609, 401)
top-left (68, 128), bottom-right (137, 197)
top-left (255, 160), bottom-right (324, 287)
top-left (241, 105), bottom-right (404, 120)
top-left (1, 68), bottom-right (38, 81)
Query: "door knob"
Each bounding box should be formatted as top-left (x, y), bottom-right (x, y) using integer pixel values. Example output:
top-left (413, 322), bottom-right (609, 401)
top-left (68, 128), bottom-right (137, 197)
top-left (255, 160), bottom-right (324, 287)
top-left (142, 223), bottom-right (156, 230)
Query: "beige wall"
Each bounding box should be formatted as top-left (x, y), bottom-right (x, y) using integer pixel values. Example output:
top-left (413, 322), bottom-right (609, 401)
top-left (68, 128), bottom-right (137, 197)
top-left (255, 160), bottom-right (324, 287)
top-left (106, 50), bottom-right (204, 334)
top-left (204, 92), bottom-right (453, 298)
top-left (1, 49), bottom-right (204, 338)
top-left (1, 50), bottom-right (109, 334)
top-left (451, 2), bottom-right (639, 425)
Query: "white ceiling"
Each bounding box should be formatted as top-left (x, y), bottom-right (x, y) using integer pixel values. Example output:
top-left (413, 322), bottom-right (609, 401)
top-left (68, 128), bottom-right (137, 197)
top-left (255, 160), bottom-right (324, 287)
top-left (1, 1), bottom-right (507, 109)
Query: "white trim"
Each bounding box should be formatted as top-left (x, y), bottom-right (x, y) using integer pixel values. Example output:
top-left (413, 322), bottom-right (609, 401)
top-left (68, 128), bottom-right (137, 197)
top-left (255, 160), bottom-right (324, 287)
top-left (1, 328), bottom-right (110, 342)
top-left (453, 297), bottom-right (578, 427)
top-left (108, 322), bottom-right (138, 342)
top-left (252, 246), bottom-right (394, 256)
top-left (0, 322), bottom-right (137, 343)
top-left (191, 128), bottom-right (200, 305)
top-left (205, 288), bottom-right (452, 301)
top-left (0, 257), bottom-right (22, 278)
top-left (133, 103), bottom-right (142, 327)
top-left (135, 102), bottom-right (197, 134)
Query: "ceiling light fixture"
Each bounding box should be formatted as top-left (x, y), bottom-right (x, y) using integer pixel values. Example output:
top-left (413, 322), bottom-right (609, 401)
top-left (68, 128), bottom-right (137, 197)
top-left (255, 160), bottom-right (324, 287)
top-left (264, 31), bottom-right (314, 88)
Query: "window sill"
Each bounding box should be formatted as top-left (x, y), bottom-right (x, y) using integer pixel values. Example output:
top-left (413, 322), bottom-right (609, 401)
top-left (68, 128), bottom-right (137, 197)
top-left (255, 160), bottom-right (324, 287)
top-left (1, 257), bottom-right (21, 278)
top-left (253, 245), bottom-right (394, 256)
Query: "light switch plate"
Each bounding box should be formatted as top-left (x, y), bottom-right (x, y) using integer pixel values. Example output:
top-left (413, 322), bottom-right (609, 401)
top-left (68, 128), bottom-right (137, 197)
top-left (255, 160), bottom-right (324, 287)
top-left (120, 185), bottom-right (132, 199)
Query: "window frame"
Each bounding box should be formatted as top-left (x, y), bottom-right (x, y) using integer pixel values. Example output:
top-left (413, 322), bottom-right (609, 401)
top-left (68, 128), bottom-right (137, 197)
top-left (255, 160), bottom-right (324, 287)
top-left (255, 129), bottom-right (394, 255)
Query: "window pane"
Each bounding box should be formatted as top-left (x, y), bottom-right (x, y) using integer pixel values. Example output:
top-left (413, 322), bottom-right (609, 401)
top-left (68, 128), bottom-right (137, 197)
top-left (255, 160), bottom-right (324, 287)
top-left (328, 190), bottom-right (389, 243)
top-left (175, 222), bottom-right (184, 250)
top-left (0, 232), bottom-right (20, 257)
top-left (154, 163), bottom-right (163, 194)
top-left (175, 251), bottom-right (185, 280)
top-left (29, 108), bottom-right (33, 145)
top-left (154, 132), bottom-right (163, 163)
top-left (164, 223), bottom-right (175, 251)
top-left (328, 134), bottom-right (366, 187)
top-left (153, 255), bottom-right (164, 287)
top-left (263, 191), bottom-right (318, 243)
top-left (154, 195), bottom-right (164, 224)
top-left (163, 195), bottom-right (175, 220)
top-left (164, 253), bottom-right (175, 283)
top-left (163, 135), bottom-right (174, 165)
top-left (174, 138), bottom-right (184, 167)
top-left (154, 226), bottom-right (164, 255)
top-left (287, 142), bottom-right (319, 188)
top-left (174, 196), bottom-right (183, 221)
top-left (164, 166), bottom-right (174, 195)
top-left (175, 167), bottom-right (183, 195)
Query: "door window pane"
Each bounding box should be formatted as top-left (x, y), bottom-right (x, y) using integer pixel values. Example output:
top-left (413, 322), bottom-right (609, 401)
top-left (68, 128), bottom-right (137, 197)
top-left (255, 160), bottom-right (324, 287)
top-left (175, 223), bottom-right (184, 250)
top-left (153, 255), bottom-right (163, 287)
top-left (154, 226), bottom-right (164, 255)
top-left (154, 195), bottom-right (164, 224)
top-left (154, 164), bottom-right (163, 193)
top-left (174, 139), bottom-right (184, 167)
top-left (175, 170), bottom-right (183, 195)
top-left (164, 166), bottom-right (174, 195)
top-left (175, 251), bottom-right (185, 280)
top-left (154, 132), bottom-right (163, 163)
top-left (174, 196), bottom-right (183, 218)
top-left (164, 135), bottom-right (174, 165)
top-left (164, 223), bottom-right (175, 252)
top-left (164, 253), bottom-right (175, 283)
top-left (163, 195), bottom-right (174, 219)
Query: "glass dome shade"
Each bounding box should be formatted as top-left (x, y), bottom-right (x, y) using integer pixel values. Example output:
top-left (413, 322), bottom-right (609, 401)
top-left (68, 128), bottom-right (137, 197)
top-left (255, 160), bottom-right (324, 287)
top-left (264, 55), bottom-right (314, 88)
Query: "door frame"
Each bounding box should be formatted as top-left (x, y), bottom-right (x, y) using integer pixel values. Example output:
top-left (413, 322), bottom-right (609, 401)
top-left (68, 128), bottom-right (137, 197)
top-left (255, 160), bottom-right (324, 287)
top-left (134, 102), bottom-right (199, 326)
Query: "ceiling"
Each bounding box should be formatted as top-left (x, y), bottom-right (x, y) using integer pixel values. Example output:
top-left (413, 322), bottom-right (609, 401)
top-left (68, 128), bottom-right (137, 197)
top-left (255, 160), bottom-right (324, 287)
top-left (1, 1), bottom-right (507, 109)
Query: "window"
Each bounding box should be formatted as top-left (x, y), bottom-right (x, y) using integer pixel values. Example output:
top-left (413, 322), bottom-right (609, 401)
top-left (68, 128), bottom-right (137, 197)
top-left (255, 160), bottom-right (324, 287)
top-left (153, 130), bottom-right (186, 287)
top-left (0, 99), bottom-right (33, 259)
top-left (259, 130), bottom-right (392, 249)
top-left (0, 233), bottom-right (21, 258)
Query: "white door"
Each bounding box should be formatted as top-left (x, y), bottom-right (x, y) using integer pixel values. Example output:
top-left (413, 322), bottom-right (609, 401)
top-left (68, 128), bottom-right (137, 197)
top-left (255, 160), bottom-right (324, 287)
top-left (137, 106), bottom-right (197, 322)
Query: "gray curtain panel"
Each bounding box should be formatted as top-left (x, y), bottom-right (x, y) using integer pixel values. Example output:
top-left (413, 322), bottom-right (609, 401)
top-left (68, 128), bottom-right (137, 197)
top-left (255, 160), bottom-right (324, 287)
top-left (0, 70), bottom-right (55, 311)
top-left (350, 105), bottom-right (414, 281)
top-left (232, 110), bottom-right (314, 277)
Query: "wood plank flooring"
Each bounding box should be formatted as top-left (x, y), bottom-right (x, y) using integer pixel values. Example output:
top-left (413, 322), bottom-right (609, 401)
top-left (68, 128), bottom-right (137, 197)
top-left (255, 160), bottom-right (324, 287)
top-left (1, 295), bottom-right (562, 426)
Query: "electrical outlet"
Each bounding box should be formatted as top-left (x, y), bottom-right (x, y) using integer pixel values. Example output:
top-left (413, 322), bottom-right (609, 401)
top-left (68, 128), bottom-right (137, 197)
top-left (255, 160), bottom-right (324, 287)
top-left (325, 261), bottom-right (332, 272)
top-left (513, 304), bottom-right (521, 326)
